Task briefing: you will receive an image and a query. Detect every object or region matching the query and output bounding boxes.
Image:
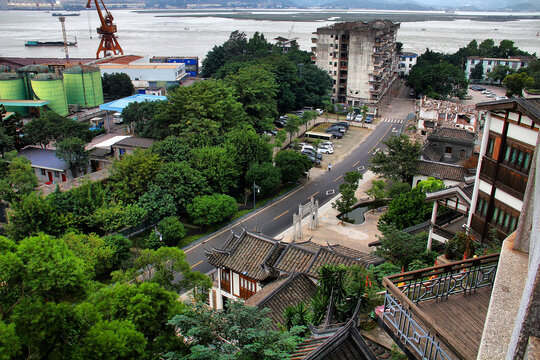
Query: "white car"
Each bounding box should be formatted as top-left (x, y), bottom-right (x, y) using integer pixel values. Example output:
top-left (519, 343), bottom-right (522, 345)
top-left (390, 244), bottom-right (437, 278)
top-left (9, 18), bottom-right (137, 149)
top-left (354, 114), bottom-right (364, 122)
top-left (316, 108), bottom-right (324, 115)
top-left (317, 146), bottom-right (334, 154)
top-left (320, 141), bottom-right (334, 149)
top-left (495, 96), bottom-right (508, 101)
top-left (481, 90), bottom-right (492, 94)
top-left (346, 112), bottom-right (355, 121)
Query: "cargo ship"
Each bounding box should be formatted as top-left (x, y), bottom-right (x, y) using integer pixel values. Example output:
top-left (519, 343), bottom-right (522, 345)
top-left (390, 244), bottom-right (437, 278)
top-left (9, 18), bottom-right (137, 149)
top-left (25, 38), bottom-right (77, 47)
top-left (52, 13), bottom-right (80, 16)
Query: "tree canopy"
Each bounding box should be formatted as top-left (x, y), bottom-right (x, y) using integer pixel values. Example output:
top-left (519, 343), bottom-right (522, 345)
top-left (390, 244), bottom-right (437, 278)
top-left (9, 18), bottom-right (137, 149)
top-left (370, 134), bottom-right (421, 183)
top-left (101, 72), bottom-right (134, 100)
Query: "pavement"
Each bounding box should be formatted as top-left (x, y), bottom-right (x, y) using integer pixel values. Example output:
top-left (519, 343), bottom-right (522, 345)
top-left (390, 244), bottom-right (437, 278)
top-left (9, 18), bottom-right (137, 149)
top-left (276, 170), bottom-right (384, 254)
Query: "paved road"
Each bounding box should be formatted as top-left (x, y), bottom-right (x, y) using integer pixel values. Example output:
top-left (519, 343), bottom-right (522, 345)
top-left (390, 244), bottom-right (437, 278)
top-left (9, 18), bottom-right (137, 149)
top-left (185, 84), bottom-right (414, 275)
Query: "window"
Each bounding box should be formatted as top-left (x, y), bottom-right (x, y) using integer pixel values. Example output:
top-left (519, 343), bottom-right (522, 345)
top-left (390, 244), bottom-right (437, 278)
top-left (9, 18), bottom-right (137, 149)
top-left (54, 171), bottom-right (59, 178)
top-left (486, 137), bottom-right (495, 158)
top-left (488, 61), bottom-right (492, 65)
top-left (502, 143), bottom-right (533, 173)
top-left (460, 149), bottom-right (466, 158)
top-left (41, 169), bottom-right (46, 176)
top-left (119, 148), bottom-right (126, 155)
top-left (239, 275), bottom-right (257, 300)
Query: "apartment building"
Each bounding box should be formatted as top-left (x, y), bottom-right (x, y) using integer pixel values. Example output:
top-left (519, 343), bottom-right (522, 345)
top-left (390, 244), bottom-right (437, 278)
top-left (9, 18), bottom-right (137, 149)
top-left (312, 20), bottom-right (400, 106)
top-left (398, 52), bottom-right (418, 76)
top-left (465, 56), bottom-right (535, 81)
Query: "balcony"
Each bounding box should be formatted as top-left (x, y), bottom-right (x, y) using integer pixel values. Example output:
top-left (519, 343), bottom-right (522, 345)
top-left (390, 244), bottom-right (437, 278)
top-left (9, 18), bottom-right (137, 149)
top-left (380, 254), bottom-right (499, 360)
top-left (311, 37), bottom-right (317, 43)
top-left (480, 157), bottom-right (527, 199)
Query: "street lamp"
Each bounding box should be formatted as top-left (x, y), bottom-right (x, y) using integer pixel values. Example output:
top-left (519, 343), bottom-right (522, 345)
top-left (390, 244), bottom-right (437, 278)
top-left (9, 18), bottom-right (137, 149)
top-left (253, 181), bottom-right (260, 209)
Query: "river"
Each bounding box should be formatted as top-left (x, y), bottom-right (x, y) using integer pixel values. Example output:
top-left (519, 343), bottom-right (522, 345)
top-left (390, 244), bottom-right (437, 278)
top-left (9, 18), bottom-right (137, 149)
top-left (0, 9), bottom-right (539, 61)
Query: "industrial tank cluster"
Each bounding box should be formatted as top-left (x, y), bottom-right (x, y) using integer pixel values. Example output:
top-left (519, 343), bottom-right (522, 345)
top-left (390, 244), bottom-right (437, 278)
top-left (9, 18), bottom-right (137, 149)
top-left (0, 64), bottom-right (104, 116)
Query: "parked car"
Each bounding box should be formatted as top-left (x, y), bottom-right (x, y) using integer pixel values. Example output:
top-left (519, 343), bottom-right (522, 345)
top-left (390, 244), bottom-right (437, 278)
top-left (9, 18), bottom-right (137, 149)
top-left (486, 93), bottom-right (497, 98)
top-left (316, 108), bottom-right (324, 115)
top-left (354, 114), bottom-right (363, 122)
top-left (346, 112), bottom-right (355, 121)
top-left (364, 115), bottom-right (373, 124)
top-left (463, 95), bottom-right (473, 100)
top-left (409, 90), bottom-right (415, 97)
top-left (303, 153), bottom-right (321, 165)
top-left (495, 96), bottom-right (508, 101)
top-left (326, 130), bottom-right (343, 139)
top-left (301, 149), bottom-right (323, 160)
top-left (319, 141), bottom-right (334, 149)
top-left (481, 90), bottom-right (492, 94)
top-left (317, 146), bottom-right (334, 154)
top-left (274, 118), bottom-right (287, 128)
top-left (470, 85), bottom-right (486, 91)
top-left (327, 125), bottom-right (346, 133)
top-left (335, 121), bottom-right (350, 129)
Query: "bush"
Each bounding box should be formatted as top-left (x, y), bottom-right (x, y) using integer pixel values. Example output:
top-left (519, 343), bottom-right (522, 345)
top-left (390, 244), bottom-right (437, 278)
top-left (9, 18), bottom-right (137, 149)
top-left (444, 231), bottom-right (476, 260)
top-left (157, 216), bottom-right (186, 247)
top-left (187, 194), bottom-right (237, 227)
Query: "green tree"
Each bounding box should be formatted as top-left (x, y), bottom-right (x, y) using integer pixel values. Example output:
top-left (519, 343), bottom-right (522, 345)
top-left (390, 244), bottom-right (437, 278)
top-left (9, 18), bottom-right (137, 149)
top-left (6, 192), bottom-right (64, 241)
top-left (187, 194), bottom-right (237, 228)
top-left (62, 232), bottom-right (115, 280)
top-left (478, 39), bottom-right (495, 57)
top-left (138, 184), bottom-right (178, 222)
top-left (78, 320), bottom-right (147, 360)
top-left (190, 146), bottom-right (240, 194)
top-left (380, 177), bottom-right (444, 230)
top-left (370, 134), bottom-right (421, 182)
top-left (159, 79), bottom-right (247, 145)
top-left (201, 44), bottom-right (226, 78)
top-left (108, 149), bottom-right (162, 204)
top-left (0, 127), bottom-right (14, 156)
top-left (225, 127), bottom-right (273, 182)
top-left (274, 150), bottom-right (312, 184)
top-left (89, 202), bottom-right (147, 234)
top-left (0, 153), bottom-right (38, 204)
top-left (487, 65), bottom-right (514, 84)
top-left (121, 100), bottom-right (162, 136)
top-left (157, 216), bottom-right (187, 247)
top-left (366, 179), bottom-right (387, 201)
top-left (150, 136), bottom-right (191, 163)
top-left (332, 171), bottom-right (363, 223)
top-left (360, 105), bottom-right (369, 127)
top-left (23, 113), bottom-right (93, 148)
top-left (375, 225), bottom-right (434, 270)
top-left (470, 62), bottom-right (484, 82)
top-left (225, 65), bottom-right (278, 132)
top-left (503, 72), bottom-right (534, 96)
top-left (274, 129), bottom-right (287, 148)
top-left (168, 301), bottom-right (303, 360)
top-left (154, 161), bottom-right (211, 214)
top-left (101, 72), bottom-right (134, 100)
top-left (55, 137), bottom-right (90, 178)
top-left (103, 234), bottom-right (133, 270)
top-left (113, 247), bottom-right (211, 298)
top-left (88, 282), bottom-right (186, 356)
top-left (408, 60), bottom-right (468, 99)
top-left (0, 320), bottom-right (21, 360)
top-left (245, 162), bottom-right (282, 198)
top-left (284, 114), bottom-right (301, 141)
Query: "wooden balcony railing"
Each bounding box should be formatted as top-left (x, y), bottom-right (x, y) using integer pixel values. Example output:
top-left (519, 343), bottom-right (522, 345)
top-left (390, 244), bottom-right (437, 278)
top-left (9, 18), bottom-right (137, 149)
top-left (381, 254), bottom-right (499, 360)
top-left (220, 278), bottom-right (230, 293)
top-left (480, 157), bottom-right (527, 197)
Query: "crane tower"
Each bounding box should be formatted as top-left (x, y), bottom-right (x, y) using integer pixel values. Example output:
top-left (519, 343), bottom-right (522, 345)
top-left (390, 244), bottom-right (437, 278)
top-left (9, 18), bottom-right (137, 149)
top-left (86, 0), bottom-right (123, 59)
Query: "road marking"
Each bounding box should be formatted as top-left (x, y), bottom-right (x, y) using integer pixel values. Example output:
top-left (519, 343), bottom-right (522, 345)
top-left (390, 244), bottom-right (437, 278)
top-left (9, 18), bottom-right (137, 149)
top-left (326, 189), bottom-right (335, 195)
top-left (307, 191), bottom-right (319, 199)
top-left (191, 260), bottom-right (203, 269)
top-left (333, 175), bottom-right (343, 182)
top-left (358, 165), bottom-right (365, 171)
top-left (392, 127), bottom-right (399, 133)
top-left (353, 160), bottom-right (360, 167)
top-left (274, 210), bottom-right (289, 220)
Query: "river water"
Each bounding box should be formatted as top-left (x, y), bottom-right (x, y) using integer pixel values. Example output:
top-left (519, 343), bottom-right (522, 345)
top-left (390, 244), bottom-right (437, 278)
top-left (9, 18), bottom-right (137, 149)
top-left (0, 9), bottom-right (539, 61)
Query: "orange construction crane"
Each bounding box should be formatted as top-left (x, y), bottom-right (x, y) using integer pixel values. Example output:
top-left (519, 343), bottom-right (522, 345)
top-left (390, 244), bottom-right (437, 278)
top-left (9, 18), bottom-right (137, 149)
top-left (86, 0), bottom-right (124, 59)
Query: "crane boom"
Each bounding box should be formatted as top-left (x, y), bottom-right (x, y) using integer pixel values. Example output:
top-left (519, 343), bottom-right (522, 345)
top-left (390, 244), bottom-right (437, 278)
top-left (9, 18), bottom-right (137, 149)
top-left (86, 0), bottom-right (123, 59)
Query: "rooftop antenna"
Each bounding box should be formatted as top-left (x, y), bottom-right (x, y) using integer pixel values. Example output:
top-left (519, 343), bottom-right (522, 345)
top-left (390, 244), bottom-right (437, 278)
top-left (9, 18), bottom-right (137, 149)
top-left (59, 16), bottom-right (69, 60)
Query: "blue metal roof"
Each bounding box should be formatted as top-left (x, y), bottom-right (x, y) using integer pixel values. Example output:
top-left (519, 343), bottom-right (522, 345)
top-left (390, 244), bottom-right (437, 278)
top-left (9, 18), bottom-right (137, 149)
top-left (99, 94), bottom-right (167, 113)
top-left (19, 147), bottom-right (68, 171)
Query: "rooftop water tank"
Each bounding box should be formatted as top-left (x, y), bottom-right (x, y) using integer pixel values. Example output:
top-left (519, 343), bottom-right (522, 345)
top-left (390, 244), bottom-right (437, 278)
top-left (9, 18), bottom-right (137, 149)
top-left (31, 73), bottom-right (68, 116)
top-left (63, 65), bottom-right (104, 108)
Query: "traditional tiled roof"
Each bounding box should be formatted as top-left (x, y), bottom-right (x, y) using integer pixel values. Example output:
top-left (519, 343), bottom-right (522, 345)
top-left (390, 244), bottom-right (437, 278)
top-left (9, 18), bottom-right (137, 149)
top-left (274, 241), bottom-right (384, 279)
top-left (289, 319), bottom-right (377, 360)
top-left (417, 160), bottom-right (467, 182)
top-left (245, 273), bottom-right (317, 330)
top-left (428, 127), bottom-right (476, 143)
top-left (422, 143), bottom-right (443, 162)
top-left (205, 229), bottom-right (284, 281)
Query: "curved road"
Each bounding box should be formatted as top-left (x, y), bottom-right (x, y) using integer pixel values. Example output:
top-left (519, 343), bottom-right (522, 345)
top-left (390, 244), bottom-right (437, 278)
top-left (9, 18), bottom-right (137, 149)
top-left (185, 84), bottom-right (414, 275)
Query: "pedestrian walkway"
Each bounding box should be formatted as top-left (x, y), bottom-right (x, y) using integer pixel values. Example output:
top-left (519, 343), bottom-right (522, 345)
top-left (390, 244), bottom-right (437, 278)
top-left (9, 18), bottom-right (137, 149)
top-left (381, 118), bottom-right (405, 124)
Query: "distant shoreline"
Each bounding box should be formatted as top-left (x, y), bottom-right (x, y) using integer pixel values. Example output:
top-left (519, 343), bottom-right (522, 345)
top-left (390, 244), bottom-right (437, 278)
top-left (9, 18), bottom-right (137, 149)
top-left (133, 10), bottom-right (540, 23)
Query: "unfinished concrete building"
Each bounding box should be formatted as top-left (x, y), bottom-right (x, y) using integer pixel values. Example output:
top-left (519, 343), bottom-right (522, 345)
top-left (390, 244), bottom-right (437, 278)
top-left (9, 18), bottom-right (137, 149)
top-left (312, 20), bottom-right (400, 106)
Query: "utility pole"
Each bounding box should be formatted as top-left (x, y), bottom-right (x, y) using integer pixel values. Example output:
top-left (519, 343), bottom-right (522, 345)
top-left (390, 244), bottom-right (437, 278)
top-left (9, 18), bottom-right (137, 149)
top-left (59, 16), bottom-right (69, 60)
top-left (253, 181), bottom-right (260, 209)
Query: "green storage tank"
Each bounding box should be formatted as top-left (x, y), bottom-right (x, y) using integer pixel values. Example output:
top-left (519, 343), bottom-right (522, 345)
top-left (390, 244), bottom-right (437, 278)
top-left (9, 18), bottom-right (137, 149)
top-left (31, 73), bottom-right (68, 116)
top-left (63, 65), bottom-right (104, 108)
top-left (0, 72), bottom-right (28, 114)
top-left (17, 64), bottom-right (50, 100)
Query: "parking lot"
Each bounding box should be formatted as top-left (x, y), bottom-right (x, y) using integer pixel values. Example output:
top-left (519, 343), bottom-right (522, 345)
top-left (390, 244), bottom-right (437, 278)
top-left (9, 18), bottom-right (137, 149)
top-left (462, 84), bottom-right (507, 106)
top-left (297, 122), bottom-right (371, 180)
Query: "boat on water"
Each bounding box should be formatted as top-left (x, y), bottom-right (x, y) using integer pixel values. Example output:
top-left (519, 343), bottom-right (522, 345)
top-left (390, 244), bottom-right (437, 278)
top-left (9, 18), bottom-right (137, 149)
top-left (25, 38), bottom-right (77, 47)
top-left (52, 13), bottom-right (80, 16)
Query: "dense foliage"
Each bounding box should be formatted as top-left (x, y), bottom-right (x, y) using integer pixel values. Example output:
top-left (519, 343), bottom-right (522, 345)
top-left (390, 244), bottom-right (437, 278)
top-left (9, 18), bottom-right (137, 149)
top-left (101, 72), bottom-right (134, 100)
top-left (369, 134), bottom-right (421, 183)
top-left (332, 171), bottom-right (363, 223)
